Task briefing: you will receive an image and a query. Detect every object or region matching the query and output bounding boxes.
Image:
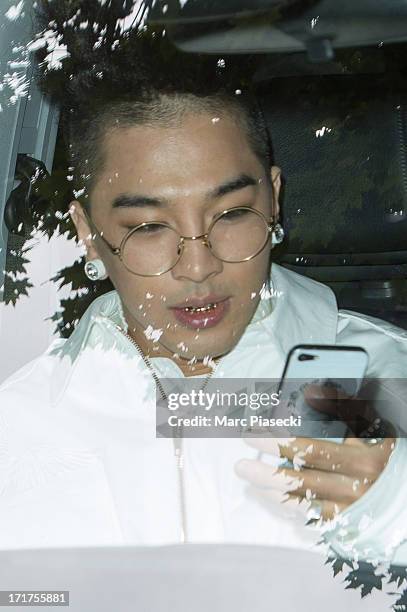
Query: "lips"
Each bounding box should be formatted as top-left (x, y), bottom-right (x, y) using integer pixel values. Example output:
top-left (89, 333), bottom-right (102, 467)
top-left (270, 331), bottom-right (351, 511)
top-left (170, 296), bottom-right (230, 330)
top-left (172, 294), bottom-right (227, 309)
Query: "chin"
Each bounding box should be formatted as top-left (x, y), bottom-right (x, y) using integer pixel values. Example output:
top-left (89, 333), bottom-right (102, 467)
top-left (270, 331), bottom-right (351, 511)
top-left (159, 316), bottom-right (246, 360)
top-left (174, 336), bottom-right (237, 362)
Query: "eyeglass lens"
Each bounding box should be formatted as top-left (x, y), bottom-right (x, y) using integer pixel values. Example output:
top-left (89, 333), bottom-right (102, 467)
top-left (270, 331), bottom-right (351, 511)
top-left (121, 207), bottom-right (270, 275)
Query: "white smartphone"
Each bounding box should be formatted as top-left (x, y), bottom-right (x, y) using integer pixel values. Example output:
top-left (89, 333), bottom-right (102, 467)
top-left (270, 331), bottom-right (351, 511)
top-left (257, 344), bottom-right (369, 467)
top-left (276, 344), bottom-right (369, 442)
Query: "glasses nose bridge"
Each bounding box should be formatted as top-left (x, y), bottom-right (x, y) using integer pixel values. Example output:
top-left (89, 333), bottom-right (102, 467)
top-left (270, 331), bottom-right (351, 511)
top-left (180, 231), bottom-right (211, 249)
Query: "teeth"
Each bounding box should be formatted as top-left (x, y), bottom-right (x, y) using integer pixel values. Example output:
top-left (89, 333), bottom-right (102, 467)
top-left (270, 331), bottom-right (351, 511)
top-left (184, 303), bottom-right (217, 313)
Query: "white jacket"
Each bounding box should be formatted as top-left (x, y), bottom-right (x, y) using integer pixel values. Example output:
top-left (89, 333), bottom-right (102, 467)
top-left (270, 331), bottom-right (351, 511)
top-left (1, 264), bottom-right (407, 564)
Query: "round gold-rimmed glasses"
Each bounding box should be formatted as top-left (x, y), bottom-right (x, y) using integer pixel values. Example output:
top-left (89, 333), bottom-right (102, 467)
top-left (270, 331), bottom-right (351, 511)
top-left (83, 206), bottom-right (275, 277)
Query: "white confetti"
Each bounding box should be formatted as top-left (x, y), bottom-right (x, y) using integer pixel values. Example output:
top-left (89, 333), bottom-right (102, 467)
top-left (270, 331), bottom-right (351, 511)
top-left (144, 325), bottom-right (163, 343)
top-left (316, 126), bottom-right (332, 138)
top-left (5, 1), bottom-right (24, 21)
top-left (116, 0), bottom-right (149, 34)
top-left (202, 355), bottom-right (216, 369)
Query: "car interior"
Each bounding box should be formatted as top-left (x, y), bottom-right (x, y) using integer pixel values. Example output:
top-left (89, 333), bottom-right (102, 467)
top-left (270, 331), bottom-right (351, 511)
top-left (1, 1), bottom-right (407, 610)
top-left (3, 0), bottom-right (407, 334)
top-left (262, 66), bottom-right (407, 329)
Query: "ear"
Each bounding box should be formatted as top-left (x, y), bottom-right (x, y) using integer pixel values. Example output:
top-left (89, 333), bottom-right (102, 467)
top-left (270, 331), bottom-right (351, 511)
top-left (69, 201), bottom-right (101, 261)
top-left (270, 166), bottom-right (281, 219)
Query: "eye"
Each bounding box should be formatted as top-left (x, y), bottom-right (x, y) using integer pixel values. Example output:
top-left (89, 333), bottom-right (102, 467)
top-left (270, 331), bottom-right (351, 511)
top-left (131, 223), bottom-right (168, 235)
top-left (218, 208), bottom-right (252, 222)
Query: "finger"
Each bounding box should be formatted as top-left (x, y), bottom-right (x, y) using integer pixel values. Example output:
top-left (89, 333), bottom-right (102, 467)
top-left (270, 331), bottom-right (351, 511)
top-left (303, 385), bottom-right (379, 435)
top-left (290, 496), bottom-right (348, 521)
top-left (248, 488), bottom-right (317, 520)
top-left (283, 494), bottom-right (348, 520)
top-left (246, 436), bottom-right (364, 477)
top-left (319, 499), bottom-right (348, 520)
top-left (235, 459), bottom-right (302, 491)
top-left (276, 466), bottom-right (371, 505)
top-left (253, 490), bottom-right (349, 520)
top-left (343, 436), bottom-right (397, 478)
top-left (303, 384), bottom-right (341, 416)
top-left (235, 459), bottom-right (370, 505)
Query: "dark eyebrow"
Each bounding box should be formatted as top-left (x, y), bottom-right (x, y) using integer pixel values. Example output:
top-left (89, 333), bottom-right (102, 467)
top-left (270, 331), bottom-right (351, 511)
top-left (111, 193), bottom-right (166, 209)
top-left (208, 173), bottom-right (258, 199)
top-left (111, 173), bottom-right (258, 209)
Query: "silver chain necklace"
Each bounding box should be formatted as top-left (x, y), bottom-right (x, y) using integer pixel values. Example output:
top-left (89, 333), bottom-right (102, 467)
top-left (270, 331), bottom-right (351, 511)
top-left (116, 324), bottom-right (218, 543)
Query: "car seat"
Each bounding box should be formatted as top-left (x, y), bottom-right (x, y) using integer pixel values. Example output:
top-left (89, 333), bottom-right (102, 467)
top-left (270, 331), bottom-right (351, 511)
top-left (260, 72), bottom-right (407, 328)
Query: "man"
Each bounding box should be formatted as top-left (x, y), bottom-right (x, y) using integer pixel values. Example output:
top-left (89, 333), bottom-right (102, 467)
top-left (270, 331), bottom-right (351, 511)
top-left (0, 1), bottom-right (407, 568)
top-left (1, 86), bottom-right (407, 560)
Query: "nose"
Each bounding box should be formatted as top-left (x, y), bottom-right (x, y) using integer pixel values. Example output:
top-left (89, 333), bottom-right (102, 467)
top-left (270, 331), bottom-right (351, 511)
top-left (171, 235), bottom-right (223, 283)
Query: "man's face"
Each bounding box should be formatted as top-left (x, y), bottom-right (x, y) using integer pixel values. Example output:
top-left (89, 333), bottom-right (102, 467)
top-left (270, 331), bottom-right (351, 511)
top-left (72, 112), bottom-right (280, 361)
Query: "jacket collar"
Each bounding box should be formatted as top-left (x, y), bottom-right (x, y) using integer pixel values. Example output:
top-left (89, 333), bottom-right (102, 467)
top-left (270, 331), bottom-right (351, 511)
top-left (264, 262), bottom-right (338, 354)
top-left (50, 263), bottom-right (338, 405)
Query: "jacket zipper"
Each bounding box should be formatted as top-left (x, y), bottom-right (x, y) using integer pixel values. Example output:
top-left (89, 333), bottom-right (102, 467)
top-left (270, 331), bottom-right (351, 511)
top-left (114, 325), bottom-right (189, 542)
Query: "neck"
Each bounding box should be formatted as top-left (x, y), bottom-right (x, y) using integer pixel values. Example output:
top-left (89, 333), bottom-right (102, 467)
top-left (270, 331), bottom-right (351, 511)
top-left (125, 323), bottom-right (217, 377)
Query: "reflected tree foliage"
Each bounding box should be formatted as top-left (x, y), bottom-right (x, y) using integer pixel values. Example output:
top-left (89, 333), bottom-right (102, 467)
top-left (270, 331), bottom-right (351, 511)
top-left (1, 3), bottom-right (407, 604)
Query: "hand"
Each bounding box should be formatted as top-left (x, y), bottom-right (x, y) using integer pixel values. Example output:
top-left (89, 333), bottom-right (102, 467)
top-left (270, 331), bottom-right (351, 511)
top-left (235, 385), bottom-right (396, 520)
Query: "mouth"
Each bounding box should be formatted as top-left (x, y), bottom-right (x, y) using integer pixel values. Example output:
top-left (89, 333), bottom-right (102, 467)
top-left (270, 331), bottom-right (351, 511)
top-left (170, 296), bottom-right (230, 330)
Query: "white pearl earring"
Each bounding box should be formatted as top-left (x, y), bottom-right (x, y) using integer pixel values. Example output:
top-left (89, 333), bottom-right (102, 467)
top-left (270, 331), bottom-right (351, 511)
top-left (84, 259), bottom-right (108, 281)
top-left (271, 223), bottom-right (285, 246)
